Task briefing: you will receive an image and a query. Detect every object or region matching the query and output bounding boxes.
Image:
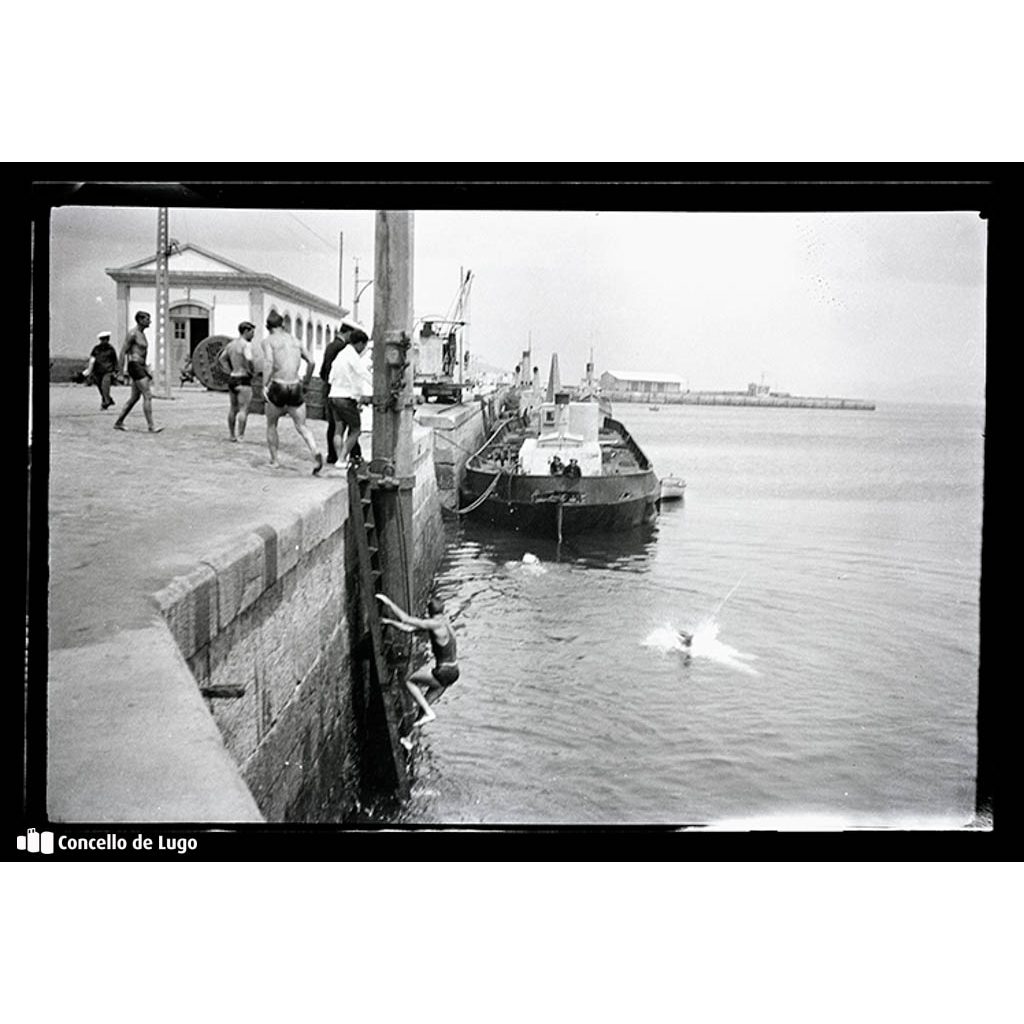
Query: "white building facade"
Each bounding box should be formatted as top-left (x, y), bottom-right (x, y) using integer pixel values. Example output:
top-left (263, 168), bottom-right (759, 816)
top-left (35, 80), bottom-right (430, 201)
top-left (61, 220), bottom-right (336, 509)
top-left (106, 244), bottom-right (349, 377)
top-left (599, 370), bottom-right (685, 395)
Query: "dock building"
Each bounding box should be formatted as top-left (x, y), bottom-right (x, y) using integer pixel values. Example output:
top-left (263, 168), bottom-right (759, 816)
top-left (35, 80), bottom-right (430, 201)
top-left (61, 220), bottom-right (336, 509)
top-left (599, 370), bottom-right (686, 397)
top-left (105, 244), bottom-right (349, 380)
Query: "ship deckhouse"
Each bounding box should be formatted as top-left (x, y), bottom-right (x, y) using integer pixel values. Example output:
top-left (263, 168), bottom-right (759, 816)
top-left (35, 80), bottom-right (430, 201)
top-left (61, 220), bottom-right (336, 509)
top-left (518, 393), bottom-right (603, 476)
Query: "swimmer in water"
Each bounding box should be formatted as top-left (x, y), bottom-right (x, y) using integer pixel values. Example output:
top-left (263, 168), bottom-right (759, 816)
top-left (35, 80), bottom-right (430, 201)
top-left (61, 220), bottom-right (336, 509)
top-left (677, 629), bottom-right (693, 648)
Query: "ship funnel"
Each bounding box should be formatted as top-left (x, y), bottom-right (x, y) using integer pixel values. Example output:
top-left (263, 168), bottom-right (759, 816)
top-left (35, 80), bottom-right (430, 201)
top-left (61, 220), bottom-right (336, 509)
top-left (546, 353), bottom-right (561, 402)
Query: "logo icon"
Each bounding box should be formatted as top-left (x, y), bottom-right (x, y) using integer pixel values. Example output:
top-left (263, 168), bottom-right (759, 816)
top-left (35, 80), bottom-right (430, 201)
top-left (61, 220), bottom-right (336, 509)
top-left (17, 829), bottom-right (54, 855)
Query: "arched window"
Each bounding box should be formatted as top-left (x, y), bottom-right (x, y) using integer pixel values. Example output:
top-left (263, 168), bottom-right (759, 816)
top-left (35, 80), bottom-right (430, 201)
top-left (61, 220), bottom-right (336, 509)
top-left (316, 323), bottom-right (323, 346)
top-left (295, 316), bottom-right (303, 339)
top-left (282, 313), bottom-right (292, 334)
top-left (307, 322), bottom-right (313, 345)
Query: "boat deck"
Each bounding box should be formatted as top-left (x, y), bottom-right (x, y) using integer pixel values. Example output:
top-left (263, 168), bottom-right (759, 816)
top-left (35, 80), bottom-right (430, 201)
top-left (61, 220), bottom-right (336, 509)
top-left (471, 424), bottom-right (642, 476)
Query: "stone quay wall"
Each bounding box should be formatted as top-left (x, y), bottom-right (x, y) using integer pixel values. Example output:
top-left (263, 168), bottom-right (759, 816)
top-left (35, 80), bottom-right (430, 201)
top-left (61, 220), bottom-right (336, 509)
top-left (417, 392), bottom-right (504, 510)
top-left (152, 427), bottom-right (443, 823)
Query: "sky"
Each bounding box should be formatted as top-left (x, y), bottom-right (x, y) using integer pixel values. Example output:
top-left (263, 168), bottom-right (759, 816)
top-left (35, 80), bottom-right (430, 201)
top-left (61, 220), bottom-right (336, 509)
top-left (46, 203), bottom-right (988, 405)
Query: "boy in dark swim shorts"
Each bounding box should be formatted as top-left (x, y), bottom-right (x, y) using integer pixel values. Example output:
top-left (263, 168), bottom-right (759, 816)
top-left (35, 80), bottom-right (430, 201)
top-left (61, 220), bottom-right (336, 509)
top-left (113, 311), bottom-right (163, 433)
top-left (266, 380), bottom-right (305, 406)
top-left (376, 593), bottom-right (459, 748)
top-left (259, 311), bottom-right (324, 473)
top-left (217, 322), bottom-right (257, 441)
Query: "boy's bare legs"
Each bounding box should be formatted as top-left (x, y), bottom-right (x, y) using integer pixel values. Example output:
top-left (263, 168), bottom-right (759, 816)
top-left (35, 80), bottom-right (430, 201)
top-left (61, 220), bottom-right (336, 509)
top-left (265, 404), bottom-right (283, 466)
top-left (287, 407), bottom-right (323, 473)
top-left (405, 679), bottom-right (438, 727)
top-left (236, 385), bottom-right (252, 440)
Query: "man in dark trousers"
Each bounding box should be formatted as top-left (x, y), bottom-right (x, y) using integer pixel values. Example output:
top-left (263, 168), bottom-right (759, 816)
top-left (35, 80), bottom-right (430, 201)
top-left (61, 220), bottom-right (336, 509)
top-left (84, 330), bottom-right (119, 409)
top-left (326, 328), bottom-right (372, 471)
top-left (319, 318), bottom-right (363, 466)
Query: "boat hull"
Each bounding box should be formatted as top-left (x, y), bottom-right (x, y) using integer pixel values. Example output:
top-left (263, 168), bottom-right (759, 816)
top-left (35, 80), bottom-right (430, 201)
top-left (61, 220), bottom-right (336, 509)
top-left (460, 466), bottom-right (660, 535)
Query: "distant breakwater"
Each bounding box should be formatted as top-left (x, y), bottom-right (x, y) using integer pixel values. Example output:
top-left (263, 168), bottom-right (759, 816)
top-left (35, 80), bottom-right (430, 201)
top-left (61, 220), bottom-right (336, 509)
top-left (607, 391), bottom-right (876, 411)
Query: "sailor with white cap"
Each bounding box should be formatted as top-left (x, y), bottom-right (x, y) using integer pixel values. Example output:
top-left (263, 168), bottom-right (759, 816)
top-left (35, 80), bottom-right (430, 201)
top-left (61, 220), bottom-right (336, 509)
top-left (85, 330), bottom-right (119, 409)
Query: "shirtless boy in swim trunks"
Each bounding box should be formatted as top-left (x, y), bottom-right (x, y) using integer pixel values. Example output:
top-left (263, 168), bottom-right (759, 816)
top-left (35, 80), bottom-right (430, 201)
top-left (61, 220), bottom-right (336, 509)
top-left (376, 593), bottom-right (459, 749)
top-left (217, 321), bottom-right (257, 441)
top-left (113, 311), bottom-right (162, 433)
top-left (259, 310), bottom-right (324, 474)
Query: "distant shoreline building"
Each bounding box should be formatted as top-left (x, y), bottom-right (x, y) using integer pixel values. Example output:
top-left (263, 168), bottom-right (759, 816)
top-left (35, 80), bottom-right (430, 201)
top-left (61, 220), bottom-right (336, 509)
top-left (599, 370), bottom-right (685, 397)
top-left (105, 244), bottom-right (349, 378)
top-left (598, 370), bottom-right (873, 410)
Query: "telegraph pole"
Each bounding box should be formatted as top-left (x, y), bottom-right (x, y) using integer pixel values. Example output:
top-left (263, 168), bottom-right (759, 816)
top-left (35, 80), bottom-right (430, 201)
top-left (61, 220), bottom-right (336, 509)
top-left (371, 210), bottom-right (415, 611)
top-left (363, 211), bottom-right (416, 795)
top-left (354, 256), bottom-right (373, 324)
top-left (338, 231), bottom-right (344, 306)
top-left (154, 208), bottom-right (171, 397)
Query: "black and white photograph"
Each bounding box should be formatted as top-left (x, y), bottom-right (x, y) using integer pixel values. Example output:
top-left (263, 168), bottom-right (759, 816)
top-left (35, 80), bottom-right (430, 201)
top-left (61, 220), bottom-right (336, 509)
top-left (6, 0), bottom-right (1016, 1007)
top-left (25, 180), bottom-right (993, 840)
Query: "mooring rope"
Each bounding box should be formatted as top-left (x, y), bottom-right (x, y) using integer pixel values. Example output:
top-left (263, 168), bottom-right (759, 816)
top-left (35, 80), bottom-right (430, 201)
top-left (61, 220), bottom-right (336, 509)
top-left (455, 470), bottom-right (502, 515)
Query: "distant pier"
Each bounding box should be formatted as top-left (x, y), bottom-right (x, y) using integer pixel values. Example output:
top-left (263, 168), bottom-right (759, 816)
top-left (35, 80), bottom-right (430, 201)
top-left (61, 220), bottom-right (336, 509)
top-left (608, 391), bottom-right (876, 411)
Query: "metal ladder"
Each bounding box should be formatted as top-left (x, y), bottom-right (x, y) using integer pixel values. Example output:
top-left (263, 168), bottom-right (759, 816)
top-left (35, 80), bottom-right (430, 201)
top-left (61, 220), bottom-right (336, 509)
top-left (347, 466), bottom-right (411, 800)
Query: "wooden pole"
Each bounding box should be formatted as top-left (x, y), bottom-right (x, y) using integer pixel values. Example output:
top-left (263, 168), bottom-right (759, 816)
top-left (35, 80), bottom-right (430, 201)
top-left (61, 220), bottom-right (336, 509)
top-left (371, 210), bottom-right (416, 611)
top-left (338, 231), bottom-right (344, 306)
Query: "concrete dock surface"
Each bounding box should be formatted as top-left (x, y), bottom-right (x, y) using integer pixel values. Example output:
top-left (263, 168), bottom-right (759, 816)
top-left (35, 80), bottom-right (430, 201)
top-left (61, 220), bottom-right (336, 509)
top-left (44, 382), bottom-right (363, 823)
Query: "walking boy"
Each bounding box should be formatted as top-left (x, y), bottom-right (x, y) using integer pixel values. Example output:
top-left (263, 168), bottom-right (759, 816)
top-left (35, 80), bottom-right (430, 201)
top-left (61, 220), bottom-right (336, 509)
top-left (217, 321), bottom-right (257, 441)
top-left (259, 310), bottom-right (323, 473)
top-left (113, 311), bottom-right (163, 433)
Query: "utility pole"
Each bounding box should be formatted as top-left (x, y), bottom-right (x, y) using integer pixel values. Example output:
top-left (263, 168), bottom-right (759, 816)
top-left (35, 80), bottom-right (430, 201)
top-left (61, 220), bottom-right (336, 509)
top-left (353, 256), bottom-right (373, 324)
top-left (154, 208), bottom-right (171, 397)
top-left (371, 211), bottom-right (415, 611)
top-left (338, 231), bottom-right (344, 306)
top-left (360, 211), bottom-right (416, 800)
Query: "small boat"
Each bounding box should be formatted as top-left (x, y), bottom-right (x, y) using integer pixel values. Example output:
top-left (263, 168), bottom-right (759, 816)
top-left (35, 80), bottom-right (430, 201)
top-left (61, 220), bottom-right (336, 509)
top-left (460, 390), bottom-right (660, 538)
top-left (649, 405), bottom-right (660, 412)
top-left (659, 475), bottom-right (686, 502)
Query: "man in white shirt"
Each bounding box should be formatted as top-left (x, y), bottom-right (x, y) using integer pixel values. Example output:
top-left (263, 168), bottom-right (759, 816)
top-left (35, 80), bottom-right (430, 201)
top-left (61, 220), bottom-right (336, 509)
top-left (327, 328), bottom-right (372, 471)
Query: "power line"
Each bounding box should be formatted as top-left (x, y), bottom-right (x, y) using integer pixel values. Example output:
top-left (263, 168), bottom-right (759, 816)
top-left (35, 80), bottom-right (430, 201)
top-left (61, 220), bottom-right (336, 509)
top-left (285, 212), bottom-right (336, 252)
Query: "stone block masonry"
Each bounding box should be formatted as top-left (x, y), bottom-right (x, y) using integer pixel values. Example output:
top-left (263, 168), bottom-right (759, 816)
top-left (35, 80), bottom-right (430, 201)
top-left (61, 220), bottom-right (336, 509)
top-left (151, 435), bottom-right (444, 823)
top-left (417, 402), bottom-right (487, 511)
top-left (153, 505), bottom-right (359, 821)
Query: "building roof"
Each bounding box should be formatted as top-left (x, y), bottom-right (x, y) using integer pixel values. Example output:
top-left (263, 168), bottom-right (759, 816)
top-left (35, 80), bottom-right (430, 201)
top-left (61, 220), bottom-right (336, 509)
top-left (604, 370), bottom-right (685, 384)
top-left (110, 242), bottom-right (259, 276)
top-left (106, 243), bottom-right (348, 318)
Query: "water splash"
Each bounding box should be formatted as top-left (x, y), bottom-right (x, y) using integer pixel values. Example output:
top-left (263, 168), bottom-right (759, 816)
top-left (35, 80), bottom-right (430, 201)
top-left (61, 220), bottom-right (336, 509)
top-left (504, 552), bottom-right (548, 575)
top-left (643, 616), bottom-right (760, 676)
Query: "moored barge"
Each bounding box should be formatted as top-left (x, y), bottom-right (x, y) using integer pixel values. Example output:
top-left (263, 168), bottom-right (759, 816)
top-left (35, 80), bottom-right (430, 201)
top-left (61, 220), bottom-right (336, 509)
top-left (459, 391), bottom-right (660, 538)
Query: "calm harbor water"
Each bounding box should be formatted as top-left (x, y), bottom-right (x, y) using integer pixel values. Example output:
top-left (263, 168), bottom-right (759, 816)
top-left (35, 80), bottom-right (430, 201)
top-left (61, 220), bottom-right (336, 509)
top-left (390, 401), bottom-right (984, 827)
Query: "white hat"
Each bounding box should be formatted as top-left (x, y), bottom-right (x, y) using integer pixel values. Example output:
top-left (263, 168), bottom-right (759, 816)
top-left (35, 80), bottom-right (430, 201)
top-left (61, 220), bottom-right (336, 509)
top-left (97, 330), bottom-right (111, 339)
